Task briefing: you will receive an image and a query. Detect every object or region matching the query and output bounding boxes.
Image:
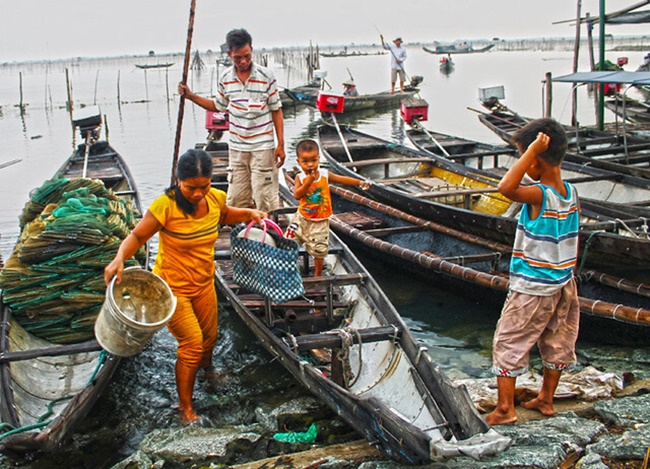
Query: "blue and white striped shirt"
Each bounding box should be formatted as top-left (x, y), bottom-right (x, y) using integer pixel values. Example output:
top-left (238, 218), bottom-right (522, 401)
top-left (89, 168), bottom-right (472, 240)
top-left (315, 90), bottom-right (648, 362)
top-left (509, 183), bottom-right (580, 296)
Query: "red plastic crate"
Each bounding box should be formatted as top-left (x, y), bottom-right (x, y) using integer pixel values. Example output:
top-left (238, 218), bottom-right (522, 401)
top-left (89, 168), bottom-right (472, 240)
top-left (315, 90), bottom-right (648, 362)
top-left (205, 110), bottom-right (229, 131)
top-left (316, 92), bottom-right (345, 113)
top-left (400, 99), bottom-right (429, 123)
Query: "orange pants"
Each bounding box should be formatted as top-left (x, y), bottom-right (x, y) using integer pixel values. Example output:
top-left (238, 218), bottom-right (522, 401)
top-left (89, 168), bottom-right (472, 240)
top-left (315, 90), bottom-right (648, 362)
top-left (166, 282), bottom-right (218, 368)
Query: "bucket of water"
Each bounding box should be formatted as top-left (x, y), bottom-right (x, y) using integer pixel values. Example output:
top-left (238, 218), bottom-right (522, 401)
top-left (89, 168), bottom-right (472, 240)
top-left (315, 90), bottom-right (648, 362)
top-left (95, 266), bottom-right (176, 357)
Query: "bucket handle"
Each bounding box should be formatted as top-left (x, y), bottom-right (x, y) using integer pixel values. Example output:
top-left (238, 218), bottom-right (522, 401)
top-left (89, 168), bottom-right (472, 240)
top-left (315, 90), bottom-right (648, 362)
top-left (242, 218), bottom-right (284, 242)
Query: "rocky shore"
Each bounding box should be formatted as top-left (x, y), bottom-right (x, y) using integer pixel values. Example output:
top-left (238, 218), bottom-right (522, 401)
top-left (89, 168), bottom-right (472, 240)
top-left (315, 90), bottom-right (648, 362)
top-left (110, 377), bottom-right (650, 469)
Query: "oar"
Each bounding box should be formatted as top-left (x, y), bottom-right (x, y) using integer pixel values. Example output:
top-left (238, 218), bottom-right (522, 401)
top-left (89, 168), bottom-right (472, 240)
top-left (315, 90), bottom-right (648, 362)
top-left (170, 0), bottom-right (197, 186)
top-left (331, 114), bottom-right (354, 164)
top-left (411, 120), bottom-right (450, 157)
top-left (0, 159), bottom-right (21, 170)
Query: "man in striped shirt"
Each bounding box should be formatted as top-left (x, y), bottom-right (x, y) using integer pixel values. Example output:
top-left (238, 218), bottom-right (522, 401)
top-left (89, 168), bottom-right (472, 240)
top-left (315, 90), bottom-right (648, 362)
top-left (485, 118), bottom-right (580, 426)
top-left (179, 29), bottom-right (285, 213)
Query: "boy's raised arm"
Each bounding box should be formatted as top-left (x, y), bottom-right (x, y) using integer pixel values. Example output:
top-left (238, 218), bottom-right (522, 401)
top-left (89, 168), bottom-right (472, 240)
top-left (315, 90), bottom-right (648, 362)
top-left (498, 132), bottom-right (549, 204)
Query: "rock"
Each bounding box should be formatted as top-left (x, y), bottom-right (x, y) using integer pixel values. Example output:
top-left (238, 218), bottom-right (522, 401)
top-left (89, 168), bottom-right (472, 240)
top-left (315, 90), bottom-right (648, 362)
top-left (593, 393), bottom-right (650, 425)
top-left (576, 452), bottom-right (610, 469)
top-left (586, 423), bottom-right (650, 461)
top-left (110, 449), bottom-right (154, 469)
top-left (136, 425), bottom-right (263, 466)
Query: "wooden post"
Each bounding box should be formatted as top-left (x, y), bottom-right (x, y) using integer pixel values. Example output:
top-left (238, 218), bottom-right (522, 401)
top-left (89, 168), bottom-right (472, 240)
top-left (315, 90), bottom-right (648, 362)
top-left (571, 0), bottom-right (581, 126)
top-left (171, 0), bottom-right (197, 186)
top-left (18, 71), bottom-right (24, 114)
top-left (545, 72), bottom-right (553, 118)
top-left (117, 70), bottom-right (121, 109)
top-left (586, 13), bottom-right (599, 123)
top-left (93, 69), bottom-right (100, 105)
top-left (65, 68), bottom-right (75, 147)
top-left (598, 0), bottom-right (605, 131)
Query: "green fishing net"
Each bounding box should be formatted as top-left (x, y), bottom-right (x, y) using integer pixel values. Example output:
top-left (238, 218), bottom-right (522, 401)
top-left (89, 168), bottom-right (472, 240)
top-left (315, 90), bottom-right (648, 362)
top-left (0, 177), bottom-right (146, 344)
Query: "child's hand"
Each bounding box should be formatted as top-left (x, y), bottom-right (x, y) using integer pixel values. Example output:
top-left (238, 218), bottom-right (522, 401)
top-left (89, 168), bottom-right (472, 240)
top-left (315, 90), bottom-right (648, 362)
top-left (359, 181), bottom-right (371, 191)
top-left (528, 132), bottom-right (550, 155)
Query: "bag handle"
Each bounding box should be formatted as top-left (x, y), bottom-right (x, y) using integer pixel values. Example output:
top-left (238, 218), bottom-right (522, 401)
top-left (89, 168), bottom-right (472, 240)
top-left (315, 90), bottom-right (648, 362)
top-left (243, 217), bottom-right (284, 242)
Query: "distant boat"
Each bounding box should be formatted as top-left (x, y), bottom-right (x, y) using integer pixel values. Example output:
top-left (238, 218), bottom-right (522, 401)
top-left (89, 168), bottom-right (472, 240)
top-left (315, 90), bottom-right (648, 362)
top-left (135, 63), bottom-right (174, 69)
top-left (423, 42), bottom-right (494, 55)
top-left (604, 95), bottom-right (650, 123)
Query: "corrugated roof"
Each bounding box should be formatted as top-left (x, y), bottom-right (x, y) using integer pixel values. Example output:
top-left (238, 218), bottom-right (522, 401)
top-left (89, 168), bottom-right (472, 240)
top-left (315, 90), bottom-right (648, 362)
top-left (553, 71), bottom-right (650, 85)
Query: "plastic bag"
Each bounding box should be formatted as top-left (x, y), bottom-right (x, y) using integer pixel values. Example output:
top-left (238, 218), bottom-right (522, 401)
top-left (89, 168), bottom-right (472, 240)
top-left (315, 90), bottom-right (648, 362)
top-left (272, 423), bottom-right (317, 444)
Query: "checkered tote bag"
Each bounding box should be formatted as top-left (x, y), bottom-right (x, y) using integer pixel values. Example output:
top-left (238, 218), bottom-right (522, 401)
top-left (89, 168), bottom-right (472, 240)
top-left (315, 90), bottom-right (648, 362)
top-left (231, 218), bottom-right (304, 304)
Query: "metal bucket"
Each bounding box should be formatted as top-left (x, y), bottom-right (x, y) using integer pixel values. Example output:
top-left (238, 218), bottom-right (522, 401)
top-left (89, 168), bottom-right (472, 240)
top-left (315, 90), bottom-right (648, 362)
top-left (95, 266), bottom-right (176, 357)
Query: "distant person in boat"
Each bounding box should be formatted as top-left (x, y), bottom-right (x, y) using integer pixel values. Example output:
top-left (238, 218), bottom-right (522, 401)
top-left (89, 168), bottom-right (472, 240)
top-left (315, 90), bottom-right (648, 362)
top-left (380, 35), bottom-right (407, 93)
top-left (178, 28), bottom-right (285, 214)
top-left (104, 149), bottom-right (266, 426)
top-left (287, 139), bottom-right (370, 276)
top-left (485, 118), bottom-right (580, 426)
top-left (342, 79), bottom-right (359, 97)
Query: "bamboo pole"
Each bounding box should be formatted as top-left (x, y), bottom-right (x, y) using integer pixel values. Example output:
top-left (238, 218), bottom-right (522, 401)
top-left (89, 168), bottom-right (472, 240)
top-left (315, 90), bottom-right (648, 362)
top-left (171, 0), bottom-right (197, 186)
top-left (18, 72), bottom-right (24, 115)
top-left (571, 0), bottom-right (581, 126)
top-left (93, 69), bottom-right (100, 105)
top-left (545, 72), bottom-right (553, 118)
top-left (117, 70), bottom-right (121, 109)
top-left (65, 68), bottom-right (75, 147)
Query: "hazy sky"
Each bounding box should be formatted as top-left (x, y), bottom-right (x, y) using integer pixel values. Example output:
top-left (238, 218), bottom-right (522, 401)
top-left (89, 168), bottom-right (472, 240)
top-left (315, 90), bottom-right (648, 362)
top-left (2, 0), bottom-right (648, 62)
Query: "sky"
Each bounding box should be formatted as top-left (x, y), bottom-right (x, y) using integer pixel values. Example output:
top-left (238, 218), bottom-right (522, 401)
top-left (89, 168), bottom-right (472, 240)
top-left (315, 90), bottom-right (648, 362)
top-left (2, 0), bottom-right (649, 62)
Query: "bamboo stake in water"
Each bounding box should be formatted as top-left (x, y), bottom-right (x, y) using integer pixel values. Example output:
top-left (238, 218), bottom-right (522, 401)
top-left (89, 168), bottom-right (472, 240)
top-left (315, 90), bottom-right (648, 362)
top-left (65, 68), bottom-right (75, 147)
top-left (117, 70), bottom-right (121, 110)
top-left (171, 0), bottom-right (197, 186)
top-left (19, 72), bottom-right (24, 115)
top-left (93, 69), bottom-right (100, 105)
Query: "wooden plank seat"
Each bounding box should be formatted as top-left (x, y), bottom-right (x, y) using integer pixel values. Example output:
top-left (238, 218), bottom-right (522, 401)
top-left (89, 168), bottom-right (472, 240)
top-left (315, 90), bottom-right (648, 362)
top-left (285, 326), bottom-right (402, 352)
top-left (333, 212), bottom-right (383, 230)
top-left (240, 298), bottom-right (348, 309)
top-left (364, 225), bottom-right (429, 237)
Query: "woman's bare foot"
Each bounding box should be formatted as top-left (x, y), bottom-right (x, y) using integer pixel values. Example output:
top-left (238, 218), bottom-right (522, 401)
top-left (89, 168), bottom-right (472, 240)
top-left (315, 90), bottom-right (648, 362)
top-left (179, 406), bottom-right (202, 426)
top-left (521, 398), bottom-right (555, 416)
top-left (485, 409), bottom-right (517, 426)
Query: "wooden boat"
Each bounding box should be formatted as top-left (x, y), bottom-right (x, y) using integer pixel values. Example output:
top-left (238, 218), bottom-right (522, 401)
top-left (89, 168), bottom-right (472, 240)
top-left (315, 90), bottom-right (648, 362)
top-left (135, 63), bottom-right (174, 69)
top-left (439, 57), bottom-right (454, 75)
top-left (0, 110), bottom-right (143, 454)
top-left (423, 43), bottom-right (494, 55)
top-left (280, 80), bottom-right (323, 107)
top-left (213, 190), bottom-right (511, 464)
top-left (194, 111), bottom-right (230, 193)
top-left (286, 173), bottom-right (650, 346)
top-left (317, 124), bottom-right (650, 272)
top-left (475, 102), bottom-right (650, 180)
top-left (604, 95), bottom-right (650, 123)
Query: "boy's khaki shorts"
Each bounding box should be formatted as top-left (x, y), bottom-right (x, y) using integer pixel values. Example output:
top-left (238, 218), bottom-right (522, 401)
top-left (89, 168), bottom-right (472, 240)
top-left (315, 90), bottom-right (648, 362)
top-left (288, 212), bottom-right (329, 259)
top-left (491, 278), bottom-right (580, 377)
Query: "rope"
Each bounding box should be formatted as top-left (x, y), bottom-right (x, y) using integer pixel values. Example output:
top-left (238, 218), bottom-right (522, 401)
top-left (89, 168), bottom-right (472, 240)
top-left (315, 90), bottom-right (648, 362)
top-left (577, 231), bottom-right (599, 276)
top-left (335, 328), bottom-right (363, 388)
top-left (614, 218), bottom-right (640, 238)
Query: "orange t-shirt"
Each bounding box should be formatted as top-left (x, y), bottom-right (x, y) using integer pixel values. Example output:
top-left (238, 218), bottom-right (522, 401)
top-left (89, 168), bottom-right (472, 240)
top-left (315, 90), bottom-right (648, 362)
top-left (149, 188), bottom-right (226, 296)
top-left (297, 169), bottom-right (333, 220)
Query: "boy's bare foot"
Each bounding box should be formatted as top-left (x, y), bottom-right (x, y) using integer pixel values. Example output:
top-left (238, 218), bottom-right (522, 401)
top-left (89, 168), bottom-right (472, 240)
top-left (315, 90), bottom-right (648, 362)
top-left (485, 409), bottom-right (517, 426)
top-left (521, 398), bottom-right (555, 416)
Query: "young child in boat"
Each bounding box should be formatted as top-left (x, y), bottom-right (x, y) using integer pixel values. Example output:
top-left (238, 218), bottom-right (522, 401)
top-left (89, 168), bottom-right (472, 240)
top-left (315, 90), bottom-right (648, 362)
top-left (287, 139), bottom-right (370, 276)
top-left (485, 118), bottom-right (580, 426)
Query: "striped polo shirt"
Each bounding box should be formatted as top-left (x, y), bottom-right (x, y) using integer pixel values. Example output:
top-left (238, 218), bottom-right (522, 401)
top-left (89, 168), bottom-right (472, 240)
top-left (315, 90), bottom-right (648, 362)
top-left (509, 182), bottom-right (580, 296)
top-left (214, 62), bottom-right (282, 151)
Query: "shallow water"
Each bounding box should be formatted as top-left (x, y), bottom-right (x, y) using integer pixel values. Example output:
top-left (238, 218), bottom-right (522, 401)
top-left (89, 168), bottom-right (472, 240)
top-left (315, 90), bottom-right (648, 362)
top-left (0, 48), bottom-right (649, 466)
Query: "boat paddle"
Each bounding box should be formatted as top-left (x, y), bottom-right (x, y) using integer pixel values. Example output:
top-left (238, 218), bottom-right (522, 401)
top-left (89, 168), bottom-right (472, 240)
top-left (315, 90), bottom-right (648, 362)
top-left (171, 0), bottom-right (197, 186)
top-left (411, 120), bottom-right (451, 157)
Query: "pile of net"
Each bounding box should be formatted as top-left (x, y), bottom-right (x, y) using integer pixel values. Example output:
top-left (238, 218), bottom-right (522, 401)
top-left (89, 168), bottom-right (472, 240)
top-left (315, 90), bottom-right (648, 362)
top-left (0, 177), bottom-right (146, 344)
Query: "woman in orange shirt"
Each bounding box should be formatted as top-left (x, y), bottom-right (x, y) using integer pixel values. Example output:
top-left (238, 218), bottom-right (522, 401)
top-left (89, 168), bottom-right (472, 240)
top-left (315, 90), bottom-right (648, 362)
top-left (105, 149), bottom-right (266, 424)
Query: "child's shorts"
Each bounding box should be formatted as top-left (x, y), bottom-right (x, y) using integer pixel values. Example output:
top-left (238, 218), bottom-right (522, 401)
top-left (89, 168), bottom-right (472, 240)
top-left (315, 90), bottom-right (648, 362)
top-left (491, 278), bottom-right (580, 377)
top-left (287, 212), bottom-right (329, 259)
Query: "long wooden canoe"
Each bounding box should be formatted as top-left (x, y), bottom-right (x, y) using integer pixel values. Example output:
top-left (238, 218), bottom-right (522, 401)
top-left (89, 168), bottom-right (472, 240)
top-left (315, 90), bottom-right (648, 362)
top-left (213, 191), bottom-right (511, 464)
top-left (0, 112), bottom-right (143, 454)
top-left (475, 104), bottom-right (650, 180)
top-left (317, 124), bottom-right (650, 273)
top-left (284, 172), bottom-right (650, 346)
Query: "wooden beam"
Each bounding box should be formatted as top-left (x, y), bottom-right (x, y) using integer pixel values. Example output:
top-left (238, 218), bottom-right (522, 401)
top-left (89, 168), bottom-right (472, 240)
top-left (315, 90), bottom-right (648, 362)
top-left (287, 326), bottom-right (402, 352)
